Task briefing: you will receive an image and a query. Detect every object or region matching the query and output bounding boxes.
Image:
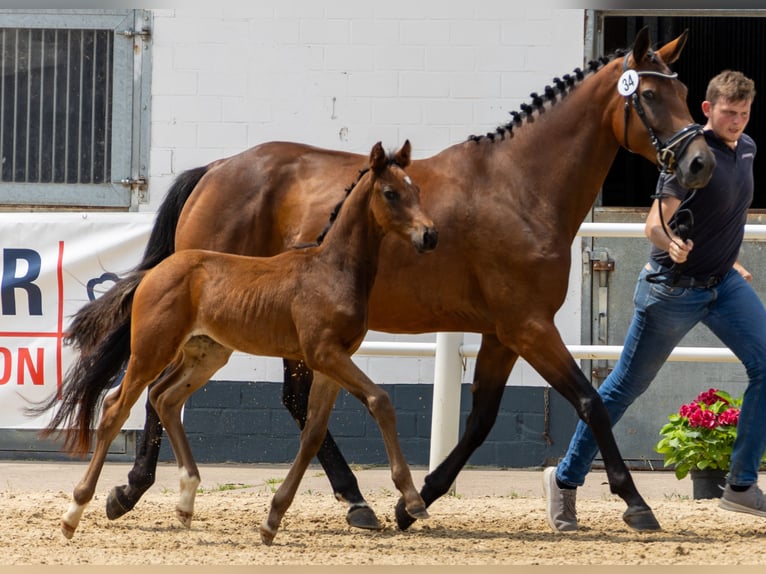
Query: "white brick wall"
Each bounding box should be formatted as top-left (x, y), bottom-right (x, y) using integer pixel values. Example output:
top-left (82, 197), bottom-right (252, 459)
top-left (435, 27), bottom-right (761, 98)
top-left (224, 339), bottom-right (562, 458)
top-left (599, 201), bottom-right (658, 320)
top-left (144, 4), bottom-right (586, 387)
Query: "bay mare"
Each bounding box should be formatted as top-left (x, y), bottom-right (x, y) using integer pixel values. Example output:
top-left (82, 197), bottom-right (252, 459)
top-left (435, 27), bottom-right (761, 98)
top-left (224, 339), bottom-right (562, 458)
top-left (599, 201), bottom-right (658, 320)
top-left (35, 141), bottom-right (437, 543)
top-left (62, 27), bottom-right (714, 533)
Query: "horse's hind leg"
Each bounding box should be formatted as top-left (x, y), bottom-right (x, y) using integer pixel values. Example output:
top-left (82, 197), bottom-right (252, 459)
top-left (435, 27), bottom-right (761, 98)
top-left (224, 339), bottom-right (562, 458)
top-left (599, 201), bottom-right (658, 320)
top-left (260, 372), bottom-right (342, 545)
top-left (282, 358), bottom-right (381, 530)
top-left (150, 336), bottom-right (232, 528)
top-left (106, 390), bottom-right (164, 520)
top-left (511, 322), bottom-right (660, 531)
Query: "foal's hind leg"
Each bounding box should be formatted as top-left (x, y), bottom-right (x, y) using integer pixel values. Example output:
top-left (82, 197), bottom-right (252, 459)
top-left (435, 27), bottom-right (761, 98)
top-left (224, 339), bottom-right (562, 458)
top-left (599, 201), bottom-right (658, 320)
top-left (62, 372), bottom-right (152, 538)
top-left (150, 336), bottom-right (232, 528)
top-left (282, 358), bottom-right (381, 530)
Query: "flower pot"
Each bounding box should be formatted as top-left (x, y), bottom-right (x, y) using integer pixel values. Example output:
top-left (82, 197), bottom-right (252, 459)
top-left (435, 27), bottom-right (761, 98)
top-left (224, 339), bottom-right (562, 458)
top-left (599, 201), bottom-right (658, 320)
top-left (690, 469), bottom-right (727, 499)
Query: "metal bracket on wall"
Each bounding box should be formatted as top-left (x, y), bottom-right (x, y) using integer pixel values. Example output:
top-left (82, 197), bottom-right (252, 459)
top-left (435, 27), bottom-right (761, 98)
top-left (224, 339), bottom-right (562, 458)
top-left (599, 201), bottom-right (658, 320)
top-left (589, 248), bottom-right (615, 384)
top-left (118, 177), bottom-right (148, 206)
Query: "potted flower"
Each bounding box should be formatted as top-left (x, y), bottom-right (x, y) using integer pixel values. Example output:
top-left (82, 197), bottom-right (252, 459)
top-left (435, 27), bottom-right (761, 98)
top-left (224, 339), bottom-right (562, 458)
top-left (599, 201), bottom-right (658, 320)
top-left (654, 388), bottom-right (746, 499)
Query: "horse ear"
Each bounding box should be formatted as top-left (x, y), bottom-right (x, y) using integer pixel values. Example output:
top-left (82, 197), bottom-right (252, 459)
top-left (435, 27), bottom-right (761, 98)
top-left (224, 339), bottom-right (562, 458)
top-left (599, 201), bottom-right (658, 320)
top-left (656, 29), bottom-right (688, 66)
top-left (631, 26), bottom-right (651, 64)
top-left (394, 140), bottom-right (412, 169)
top-left (370, 141), bottom-right (386, 172)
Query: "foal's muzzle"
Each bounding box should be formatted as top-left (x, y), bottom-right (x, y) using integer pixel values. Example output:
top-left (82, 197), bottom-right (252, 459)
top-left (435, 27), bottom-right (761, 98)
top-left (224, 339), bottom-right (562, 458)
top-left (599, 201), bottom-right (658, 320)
top-left (414, 225), bottom-right (439, 253)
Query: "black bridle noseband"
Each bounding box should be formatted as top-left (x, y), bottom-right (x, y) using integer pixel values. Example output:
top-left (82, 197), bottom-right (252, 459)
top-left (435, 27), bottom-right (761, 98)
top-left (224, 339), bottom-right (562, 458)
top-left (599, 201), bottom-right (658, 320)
top-left (620, 50), bottom-right (704, 286)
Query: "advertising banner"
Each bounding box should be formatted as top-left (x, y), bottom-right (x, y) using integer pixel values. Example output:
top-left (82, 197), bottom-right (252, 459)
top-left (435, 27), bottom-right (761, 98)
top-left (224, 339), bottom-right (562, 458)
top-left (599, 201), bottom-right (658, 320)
top-left (0, 212), bottom-right (154, 430)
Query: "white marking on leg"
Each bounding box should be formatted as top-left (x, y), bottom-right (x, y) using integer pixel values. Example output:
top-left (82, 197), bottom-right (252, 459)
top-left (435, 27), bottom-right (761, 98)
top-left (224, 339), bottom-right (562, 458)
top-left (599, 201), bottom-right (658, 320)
top-left (61, 500), bottom-right (87, 538)
top-left (177, 467), bottom-right (200, 517)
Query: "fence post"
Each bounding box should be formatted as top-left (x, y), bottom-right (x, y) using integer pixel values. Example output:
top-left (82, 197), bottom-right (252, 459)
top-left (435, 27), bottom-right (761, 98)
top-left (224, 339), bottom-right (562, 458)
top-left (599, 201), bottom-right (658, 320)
top-left (429, 332), bottom-right (464, 492)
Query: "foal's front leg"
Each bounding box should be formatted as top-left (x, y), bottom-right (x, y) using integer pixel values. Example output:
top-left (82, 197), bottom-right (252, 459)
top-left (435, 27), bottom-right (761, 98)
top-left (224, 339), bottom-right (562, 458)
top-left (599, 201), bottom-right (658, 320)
top-left (260, 372), bottom-right (340, 545)
top-left (324, 355), bottom-right (427, 522)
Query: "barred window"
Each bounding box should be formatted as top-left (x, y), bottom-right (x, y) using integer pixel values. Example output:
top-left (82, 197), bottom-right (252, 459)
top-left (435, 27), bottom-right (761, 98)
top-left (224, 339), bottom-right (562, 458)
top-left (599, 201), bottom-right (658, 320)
top-left (0, 10), bottom-right (150, 209)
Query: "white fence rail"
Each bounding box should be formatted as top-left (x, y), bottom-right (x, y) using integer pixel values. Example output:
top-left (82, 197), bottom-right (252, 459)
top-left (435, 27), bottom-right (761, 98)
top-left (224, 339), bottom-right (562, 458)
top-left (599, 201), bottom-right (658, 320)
top-left (355, 222), bottom-right (766, 472)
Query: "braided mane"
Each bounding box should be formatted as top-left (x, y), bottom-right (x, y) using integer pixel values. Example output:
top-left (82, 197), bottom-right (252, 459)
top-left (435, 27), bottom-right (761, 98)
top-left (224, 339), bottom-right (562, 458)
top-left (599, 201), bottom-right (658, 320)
top-left (467, 49), bottom-right (626, 143)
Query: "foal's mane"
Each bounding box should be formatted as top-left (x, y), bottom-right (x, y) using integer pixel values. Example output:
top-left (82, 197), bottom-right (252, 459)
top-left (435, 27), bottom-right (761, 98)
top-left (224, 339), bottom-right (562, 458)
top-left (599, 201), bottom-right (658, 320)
top-left (467, 49), bottom-right (626, 143)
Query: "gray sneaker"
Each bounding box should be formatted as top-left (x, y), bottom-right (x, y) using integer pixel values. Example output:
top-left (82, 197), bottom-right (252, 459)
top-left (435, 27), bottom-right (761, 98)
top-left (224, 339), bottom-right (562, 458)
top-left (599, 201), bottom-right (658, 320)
top-left (719, 483), bottom-right (766, 518)
top-left (542, 466), bottom-right (578, 532)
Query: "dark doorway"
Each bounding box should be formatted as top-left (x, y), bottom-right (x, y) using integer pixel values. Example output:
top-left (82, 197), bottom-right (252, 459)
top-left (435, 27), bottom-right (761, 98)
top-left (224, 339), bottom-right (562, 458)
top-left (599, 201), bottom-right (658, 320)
top-left (600, 15), bottom-right (766, 208)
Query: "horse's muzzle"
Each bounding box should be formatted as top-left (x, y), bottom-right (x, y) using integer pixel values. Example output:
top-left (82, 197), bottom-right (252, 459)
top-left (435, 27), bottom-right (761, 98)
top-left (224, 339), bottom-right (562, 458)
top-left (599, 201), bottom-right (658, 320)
top-left (415, 226), bottom-right (439, 252)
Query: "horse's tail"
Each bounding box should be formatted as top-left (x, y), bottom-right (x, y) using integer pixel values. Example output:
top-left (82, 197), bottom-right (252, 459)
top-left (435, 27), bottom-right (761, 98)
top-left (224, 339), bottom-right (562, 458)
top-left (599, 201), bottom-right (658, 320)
top-left (65, 165), bottom-right (209, 356)
top-left (29, 312), bottom-right (136, 456)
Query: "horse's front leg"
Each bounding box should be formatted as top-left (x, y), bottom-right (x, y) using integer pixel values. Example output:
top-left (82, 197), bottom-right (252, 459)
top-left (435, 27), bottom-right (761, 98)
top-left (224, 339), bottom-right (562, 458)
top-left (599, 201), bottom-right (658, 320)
top-left (106, 390), bottom-right (163, 520)
top-left (260, 372), bottom-right (341, 545)
top-left (517, 322), bottom-right (660, 531)
top-left (282, 358), bottom-right (381, 530)
top-left (395, 333), bottom-right (517, 530)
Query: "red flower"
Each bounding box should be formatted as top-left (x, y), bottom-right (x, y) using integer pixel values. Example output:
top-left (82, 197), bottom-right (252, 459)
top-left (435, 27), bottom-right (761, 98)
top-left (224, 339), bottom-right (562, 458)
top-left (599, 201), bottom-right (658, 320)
top-left (688, 408), bottom-right (717, 429)
top-left (718, 408), bottom-right (740, 427)
top-left (696, 388), bottom-right (729, 406)
top-left (679, 403), bottom-right (698, 418)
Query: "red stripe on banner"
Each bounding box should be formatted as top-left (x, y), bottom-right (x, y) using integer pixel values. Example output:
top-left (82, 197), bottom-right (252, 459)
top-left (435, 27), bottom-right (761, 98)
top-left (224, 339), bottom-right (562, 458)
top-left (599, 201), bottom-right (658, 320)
top-left (0, 332), bottom-right (62, 338)
top-left (57, 240), bottom-right (65, 399)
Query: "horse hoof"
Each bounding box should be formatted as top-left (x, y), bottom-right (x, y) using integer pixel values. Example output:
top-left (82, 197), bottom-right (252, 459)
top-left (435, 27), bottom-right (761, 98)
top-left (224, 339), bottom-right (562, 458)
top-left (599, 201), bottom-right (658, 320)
top-left (259, 523), bottom-right (277, 546)
top-left (61, 520), bottom-right (76, 540)
top-left (407, 505), bottom-right (430, 520)
top-left (346, 505), bottom-right (383, 530)
top-left (176, 508), bottom-right (193, 528)
top-left (394, 497), bottom-right (417, 531)
top-left (106, 486), bottom-right (132, 520)
top-left (623, 507), bottom-right (662, 531)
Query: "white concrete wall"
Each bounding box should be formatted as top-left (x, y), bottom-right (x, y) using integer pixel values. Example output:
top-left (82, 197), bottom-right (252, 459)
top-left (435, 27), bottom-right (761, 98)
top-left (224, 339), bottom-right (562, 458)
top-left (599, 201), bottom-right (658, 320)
top-left (144, 4), bottom-right (587, 387)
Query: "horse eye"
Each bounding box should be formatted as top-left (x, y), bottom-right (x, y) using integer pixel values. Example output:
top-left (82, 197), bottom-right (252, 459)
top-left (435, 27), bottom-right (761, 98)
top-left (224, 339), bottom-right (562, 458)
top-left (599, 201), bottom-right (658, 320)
top-left (641, 89), bottom-right (656, 101)
top-left (383, 188), bottom-right (399, 202)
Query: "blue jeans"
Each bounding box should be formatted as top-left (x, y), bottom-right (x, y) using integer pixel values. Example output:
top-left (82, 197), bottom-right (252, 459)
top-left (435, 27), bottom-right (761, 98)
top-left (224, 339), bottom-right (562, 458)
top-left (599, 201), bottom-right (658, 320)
top-left (557, 264), bottom-right (766, 488)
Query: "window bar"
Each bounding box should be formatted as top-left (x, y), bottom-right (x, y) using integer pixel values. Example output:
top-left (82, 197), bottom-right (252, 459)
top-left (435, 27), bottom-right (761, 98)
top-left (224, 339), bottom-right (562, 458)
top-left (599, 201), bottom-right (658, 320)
top-left (24, 28), bottom-right (31, 182)
top-left (76, 30), bottom-right (84, 184)
top-left (63, 30), bottom-right (70, 184)
top-left (0, 29), bottom-right (5, 181)
top-left (12, 29), bottom-right (18, 182)
top-left (89, 30), bottom-right (96, 184)
top-left (104, 30), bottom-right (111, 183)
top-left (37, 30), bottom-right (45, 183)
top-left (51, 29), bottom-right (58, 183)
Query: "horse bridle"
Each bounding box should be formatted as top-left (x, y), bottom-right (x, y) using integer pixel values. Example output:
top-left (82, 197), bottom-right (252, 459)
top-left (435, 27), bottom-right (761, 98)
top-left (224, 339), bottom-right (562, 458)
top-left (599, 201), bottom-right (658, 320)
top-left (621, 51), bottom-right (704, 173)
top-left (620, 50), bottom-right (704, 286)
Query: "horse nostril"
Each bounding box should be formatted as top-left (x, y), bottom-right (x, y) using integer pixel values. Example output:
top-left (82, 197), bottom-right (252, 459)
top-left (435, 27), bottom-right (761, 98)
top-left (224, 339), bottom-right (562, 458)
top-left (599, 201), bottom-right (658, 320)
top-left (689, 155), bottom-right (705, 175)
top-left (423, 227), bottom-right (438, 250)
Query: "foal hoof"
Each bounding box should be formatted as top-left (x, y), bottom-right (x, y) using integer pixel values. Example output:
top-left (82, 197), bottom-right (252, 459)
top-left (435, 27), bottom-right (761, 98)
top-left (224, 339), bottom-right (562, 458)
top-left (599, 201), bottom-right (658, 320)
top-left (346, 505), bottom-right (383, 530)
top-left (394, 497), bottom-right (426, 530)
top-left (61, 520), bottom-right (76, 540)
top-left (106, 485), bottom-right (133, 520)
top-left (259, 523), bottom-right (277, 546)
top-left (623, 506), bottom-right (662, 532)
top-left (176, 507), bottom-right (193, 528)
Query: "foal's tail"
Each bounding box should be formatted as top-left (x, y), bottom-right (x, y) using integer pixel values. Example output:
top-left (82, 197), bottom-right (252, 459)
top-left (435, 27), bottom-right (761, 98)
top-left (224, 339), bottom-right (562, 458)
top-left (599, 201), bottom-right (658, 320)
top-left (29, 165), bottom-right (208, 456)
top-left (65, 165), bottom-right (209, 356)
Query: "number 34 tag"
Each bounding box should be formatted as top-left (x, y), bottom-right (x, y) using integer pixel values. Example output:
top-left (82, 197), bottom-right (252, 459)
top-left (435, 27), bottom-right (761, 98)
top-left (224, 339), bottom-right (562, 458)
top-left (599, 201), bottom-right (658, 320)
top-left (618, 70), bottom-right (639, 96)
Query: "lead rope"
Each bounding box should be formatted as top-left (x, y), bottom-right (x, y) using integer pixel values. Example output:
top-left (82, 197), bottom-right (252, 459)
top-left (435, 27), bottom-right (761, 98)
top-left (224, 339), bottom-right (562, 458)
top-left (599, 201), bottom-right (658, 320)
top-left (644, 171), bottom-right (696, 286)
